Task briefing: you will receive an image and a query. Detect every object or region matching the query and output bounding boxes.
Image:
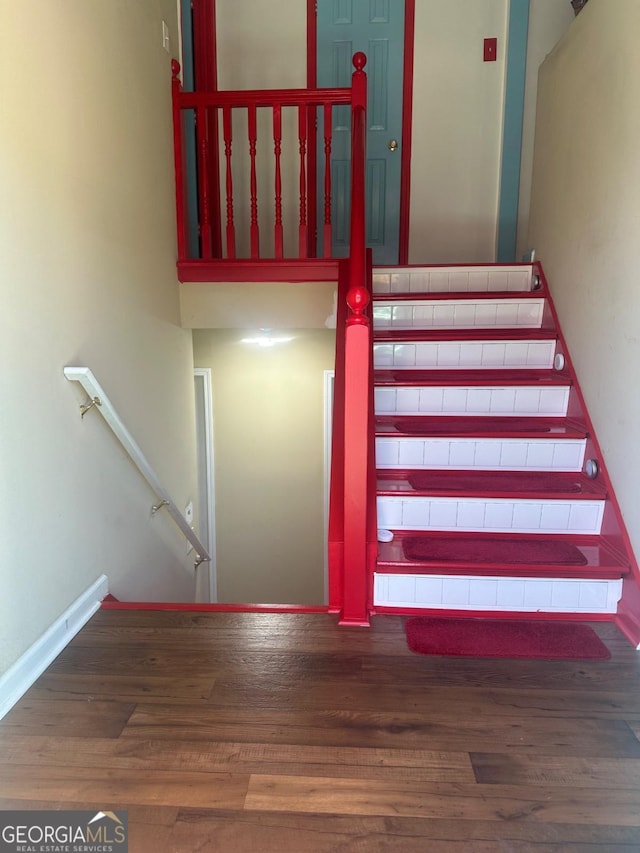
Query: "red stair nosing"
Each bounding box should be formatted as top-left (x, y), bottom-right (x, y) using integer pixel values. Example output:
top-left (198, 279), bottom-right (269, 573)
top-left (375, 415), bottom-right (587, 439)
top-left (376, 531), bottom-right (628, 581)
top-left (100, 601), bottom-right (330, 613)
top-left (376, 470), bottom-right (607, 499)
top-left (375, 368), bottom-right (571, 386)
top-left (373, 328), bottom-right (558, 343)
top-left (373, 290), bottom-right (545, 302)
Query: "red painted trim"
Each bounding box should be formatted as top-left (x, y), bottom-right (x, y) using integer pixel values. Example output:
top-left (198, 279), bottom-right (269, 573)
top-left (399, 0), bottom-right (415, 264)
top-left (101, 601), bottom-right (329, 613)
top-left (192, 0), bottom-right (222, 256)
top-left (615, 584), bottom-right (640, 647)
top-left (177, 258), bottom-right (339, 282)
top-left (373, 606), bottom-right (615, 623)
top-left (178, 88), bottom-right (352, 109)
top-left (373, 290), bottom-right (543, 303)
top-left (535, 262), bottom-right (640, 639)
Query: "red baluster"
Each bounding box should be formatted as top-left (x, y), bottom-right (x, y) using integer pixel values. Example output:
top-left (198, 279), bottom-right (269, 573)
top-left (323, 102), bottom-right (332, 258)
top-left (273, 105), bottom-right (283, 260)
top-left (196, 105), bottom-right (212, 259)
top-left (307, 105), bottom-right (318, 258)
top-left (222, 105), bottom-right (235, 259)
top-left (248, 104), bottom-right (260, 259)
top-left (298, 105), bottom-right (308, 259)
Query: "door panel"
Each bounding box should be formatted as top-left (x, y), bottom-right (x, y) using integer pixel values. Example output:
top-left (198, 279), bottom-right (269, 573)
top-left (317, 0), bottom-right (404, 264)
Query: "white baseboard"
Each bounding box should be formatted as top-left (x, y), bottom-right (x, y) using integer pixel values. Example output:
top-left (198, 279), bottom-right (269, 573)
top-left (0, 574), bottom-right (108, 721)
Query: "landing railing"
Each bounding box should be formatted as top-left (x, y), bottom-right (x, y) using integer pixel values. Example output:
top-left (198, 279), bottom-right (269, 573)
top-left (172, 55), bottom-right (368, 281)
top-left (172, 53), bottom-right (375, 623)
top-left (64, 367), bottom-right (210, 571)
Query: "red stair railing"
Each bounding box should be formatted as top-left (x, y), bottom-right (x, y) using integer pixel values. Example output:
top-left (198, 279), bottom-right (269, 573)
top-left (174, 53), bottom-right (376, 623)
top-left (172, 59), bottom-right (364, 281)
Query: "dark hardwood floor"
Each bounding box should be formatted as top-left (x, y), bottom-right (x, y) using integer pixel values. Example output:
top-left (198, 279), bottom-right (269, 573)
top-left (1, 610), bottom-right (640, 851)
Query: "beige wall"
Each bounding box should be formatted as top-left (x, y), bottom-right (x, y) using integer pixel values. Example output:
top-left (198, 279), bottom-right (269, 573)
top-left (409, 0), bottom-right (508, 263)
top-left (193, 329), bottom-right (335, 604)
top-left (0, 1), bottom-right (199, 675)
top-left (528, 0), bottom-right (640, 563)
top-left (516, 0), bottom-right (575, 260)
top-left (180, 281), bottom-right (337, 329)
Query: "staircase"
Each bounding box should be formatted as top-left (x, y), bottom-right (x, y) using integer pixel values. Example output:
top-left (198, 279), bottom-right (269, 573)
top-left (370, 263), bottom-right (633, 619)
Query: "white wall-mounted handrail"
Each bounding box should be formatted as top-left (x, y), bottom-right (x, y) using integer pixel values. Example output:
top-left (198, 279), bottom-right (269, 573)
top-left (64, 366), bottom-right (210, 569)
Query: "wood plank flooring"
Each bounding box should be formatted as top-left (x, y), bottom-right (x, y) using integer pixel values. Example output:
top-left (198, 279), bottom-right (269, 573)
top-left (1, 610), bottom-right (640, 851)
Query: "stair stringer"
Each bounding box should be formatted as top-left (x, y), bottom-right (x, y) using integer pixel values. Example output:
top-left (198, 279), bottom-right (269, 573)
top-left (370, 262), bottom-right (639, 640)
top-left (537, 263), bottom-right (640, 646)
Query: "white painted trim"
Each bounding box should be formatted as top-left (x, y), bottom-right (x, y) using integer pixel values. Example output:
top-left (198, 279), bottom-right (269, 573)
top-left (64, 366), bottom-right (210, 565)
top-left (194, 368), bottom-right (217, 602)
top-left (323, 369), bottom-right (335, 606)
top-left (0, 575), bottom-right (109, 721)
top-left (374, 573), bottom-right (622, 614)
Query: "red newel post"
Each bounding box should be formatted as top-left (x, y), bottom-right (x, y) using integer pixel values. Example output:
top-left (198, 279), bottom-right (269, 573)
top-left (171, 60), bottom-right (188, 262)
top-left (340, 52), bottom-right (371, 626)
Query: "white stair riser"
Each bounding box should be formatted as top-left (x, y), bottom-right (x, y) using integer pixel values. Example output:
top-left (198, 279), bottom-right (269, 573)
top-left (376, 437), bottom-right (586, 472)
top-left (373, 265), bottom-right (534, 295)
top-left (374, 340), bottom-right (555, 370)
top-left (377, 496), bottom-right (604, 535)
top-left (375, 386), bottom-right (569, 417)
top-left (374, 574), bottom-right (622, 614)
top-left (373, 298), bottom-right (544, 331)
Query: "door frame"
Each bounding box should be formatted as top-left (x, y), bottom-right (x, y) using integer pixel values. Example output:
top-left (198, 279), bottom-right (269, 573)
top-left (194, 367), bottom-right (217, 602)
top-left (307, 0), bottom-right (415, 264)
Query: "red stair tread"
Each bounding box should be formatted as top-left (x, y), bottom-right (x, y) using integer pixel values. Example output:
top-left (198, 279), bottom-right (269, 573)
top-left (375, 532), bottom-right (628, 580)
top-left (373, 290), bottom-right (543, 302)
top-left (374, 328), bottom-right (556, 343)
top-left (375, 368), bottom-right (569, 386)
top-left (403, 535), bottom-right (587, 566)
top-left (375, 415), bottom-right (586, 438)
top-left (376, 470), bottom-right (604, 498)
top-left (395, 417), bottom-right (555, 435)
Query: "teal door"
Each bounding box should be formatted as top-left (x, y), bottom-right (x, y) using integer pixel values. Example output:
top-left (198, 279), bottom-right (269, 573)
top-left (317, 0), bottom-right (405, 264)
